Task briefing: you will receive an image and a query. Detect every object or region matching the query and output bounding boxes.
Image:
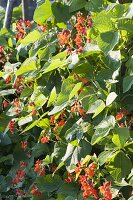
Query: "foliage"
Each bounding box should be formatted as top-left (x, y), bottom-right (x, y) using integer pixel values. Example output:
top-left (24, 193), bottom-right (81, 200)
top-left (0, 0), bottom-right (133, 199)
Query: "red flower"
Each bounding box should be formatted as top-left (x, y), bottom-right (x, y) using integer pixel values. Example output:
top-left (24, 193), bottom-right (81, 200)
top-left (57, 29), bottom-right (70, 45)
top-left (41, 135), bottom-right (49, 144)
top-left (75, 34), bottom-right (82, 47)
top-left (65, 172), bottom-right (73, 183)
top-left (21, 141), bottom-right (28, 151)
top-left (5, 75), bottom-right (11, 84)
top-left (8, 120), bottom-right (15, 133)
top-left (12, 169), bottom-right (25, 186)
top-left (31, 185), bottom-right (42, 198)
top-left (79, 175), bottom-right (98, 199)
top-left (0, 46), bottom-right (4, 53)
top-left (16, 188), bottom-right (25, 197)
top-left (3, 100), bottom-right (8, 108)
top-left (34, 159), bottom-right (46, 176)
top-left (99, 181), bottom-right (112, 200)
top-left (86, 162), bottom-right (97, 177)
top-left (20, 161), bottom-right (27, 168)
top-left (116, 111), bottom-right (124, 121)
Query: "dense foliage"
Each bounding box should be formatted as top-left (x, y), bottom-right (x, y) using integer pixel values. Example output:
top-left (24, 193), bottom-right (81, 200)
top-left (0, 0), bottom-right (133, 199)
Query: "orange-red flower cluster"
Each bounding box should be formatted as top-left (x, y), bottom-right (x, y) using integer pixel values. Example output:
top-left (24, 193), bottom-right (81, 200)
top-left (16, 20), bottom-right (32, 39)
top-left (50, 112), bottom-right (66, 132)
top-left (21, 141), bottom-right (28, 151)
top-left (41, 135), bottom-right (49, 144)
top-left (0, 46), bottom-right (5, 64)
top-left (16, 188), bottom-right (25, 197)
top-left (71, 101), bottom-right (86, 117)
top-left (99, 181), bottom-right (112, 200)
top-left (14, 76), bottom-right (24, 94)
top-left (37, 24), bottom-right (47, 32)
top-left (5, 75), bottom-right (11, 84)
top-left (57, 29), bottom-right (71, 46)
top-left (31, 184), bottom-right (42, 198)
top-left (13, 98), bottom-right (20, 114)
top-left (85, 162), bottom-right (97, 177)
top-left (79, 175), bottom-right (98, 199)
top-left (8, 120), bottom-right (15, 133)
top-left (65, 172), bottom-right (73, 183)
top-left (12, 169), bottom-right (26, 186)
top-left (34, 159), bottom-right (46, 176)
top-left (3, 100), bottom-right (8, 108)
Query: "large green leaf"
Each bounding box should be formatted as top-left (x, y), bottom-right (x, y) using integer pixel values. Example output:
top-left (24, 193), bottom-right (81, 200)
top-left (0, 89), bottom-right (16, 96)
top-left (69, 0), bottom-right (86, 13)
top-left (94, 11), bottom-right (114, 33)
top-left (15, 58), bottom-right (37, 76)
top-left (98, 150), bottom-right (117, 166)
top-left (108, 151), bottom-right (132, 182)
top-left (43, 59), bottom-right (65, 74)
top-left (118, 19), bottom-right (133, 32)
top-left (62, 139), bottom-right (92, 166)
top-left (33, 0), bottom-right (52, 24)
top-left (97, 31), bottom-right (119, 54)
top-left (0, 114), bottom-right (11, 132)
top-left (52, 2), bottom-right (70, 23)
top-left (123, 75), bottom-right (133, 93)
top-left (112, 128), bottom-right (130, 148)
top-left (58, 183), bottom-right (79, 199)
top-left (91, 115), bottom-right (115, 145)
top-left (47, 87), bottom-right (57, 107)
top-left (106, 92), bottom-right (117, 106)
top-left (37, 174), bottom-right (63, 192)
top-left (86, 99), bottom-right (105, 118)
top-left (85, 0), bottom-right (103, 12)
top-left (65, 120), bottom-right (89, 143)
top-left (21, 30), bottom-right (41, 45)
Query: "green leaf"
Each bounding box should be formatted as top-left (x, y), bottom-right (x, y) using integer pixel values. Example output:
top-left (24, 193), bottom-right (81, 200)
top-left (94, 11), bottom-right (114, 33)
top-left (58, 183), bottom-right (79, 199)
top-left (21, 120), bottom-right (37, 133)
top-left (21, 30), bottom-right (41, 45)
top-left (0, 89), bottom-right (16, 96)
top-left (69, 0), bottom-right (86, 13)
top-left (91, 115), bottom-right (115, 145)
top-left (98, 150), bottom-right (116, 166)
top-left (112, 128), bottom-right (130, 148)
top-left (18, 116), bottom-right (33, 126)
top-left (62, 139), bottom-right (92, 166)
top-left (86, 99), bottom-right (105, 118)
top-left (37, 118), bottom-right (50, 129)
top-left (108, 151), bottom-right (132, 182)
top-left (0, 114), bottom-right (11, 132)
top-left (97, 31), bottom-right (119, 54)
top-left (32, 143), bottom-right (49, 158)
top-left (52, 141), bottom-right (67, 162)
top-left (33, 0), bottom-right (52, 24)
top-left (37, 174), bottom-right (63, 192)
top-left (43, 59), bottom-right (65, 74)
top-left (52, 2), bottom-right (71, 23)
top-left (0, 154), bottom-right (13, 164)
top-left (47, 87), bottom-right (57, 107)
top-left (48, 102), bottom-right (68, 115)
top-left (123, 75), bottom-right (133, 93)
top-left (69, 82), bottom-right (83, 100)
top-left (118, 19), bottom-right (133, 32)
top-left (20, 87), bottom-right (33, 98)
top-left (15, 58), bottom-right (37, 76)
top-left (106, 92), bottom-right (117, 106)
top-left (85, 0), bottom-right (103, 12)
top-left (65, 121), bottom-right (89, 143)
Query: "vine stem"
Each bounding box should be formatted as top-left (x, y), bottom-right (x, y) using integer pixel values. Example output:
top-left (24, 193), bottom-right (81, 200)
top-left (22, 0), bottom-right (29, 20)
top-left (3, 0), bottom-right (15, 28)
